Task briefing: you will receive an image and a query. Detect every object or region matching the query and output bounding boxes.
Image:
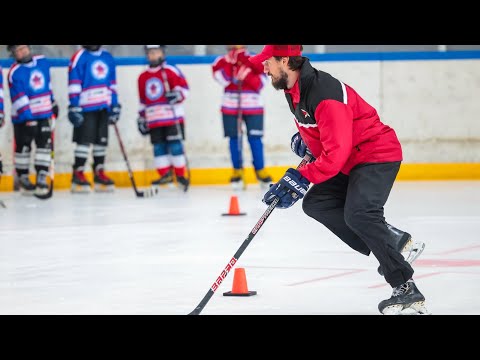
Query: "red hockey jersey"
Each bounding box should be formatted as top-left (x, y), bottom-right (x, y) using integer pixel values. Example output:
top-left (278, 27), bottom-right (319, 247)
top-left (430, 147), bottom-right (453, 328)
top-left (137, 63), bottom-right (189, 128)
top-left (212, 48), bottom-right (267, 116)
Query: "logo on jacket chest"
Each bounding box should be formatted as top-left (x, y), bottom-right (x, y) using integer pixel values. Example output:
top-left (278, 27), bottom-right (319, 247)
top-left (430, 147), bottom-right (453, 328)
top-left (294, 107), bottom-right (316, 128)
top-left (301, 109), bottom-right (311, 118)
top-left (91, 60), bottom-right (109, 80)
top-left (145, 78), bottom-right (164, 101)
top-left (29, 70), bottom-right (45, 91)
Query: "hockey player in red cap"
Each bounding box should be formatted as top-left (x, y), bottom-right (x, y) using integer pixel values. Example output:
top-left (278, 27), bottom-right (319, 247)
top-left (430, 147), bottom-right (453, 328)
top-left (249, 45), bottom-right (428, 315)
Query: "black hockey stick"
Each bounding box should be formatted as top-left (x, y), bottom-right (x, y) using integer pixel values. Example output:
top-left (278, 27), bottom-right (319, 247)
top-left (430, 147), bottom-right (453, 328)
top-left (0, 154), bottom-right (5, 208)
top-left (188, 154), bottom-right (313, 315)
top-left (12, 138), bottom-right (19, 192)
top-left (34, 116), bottom-right (56, 200)
top-left (236, 80), bottom-right (246, 190)
top-left (113, 122), bottom-right (158, 198)
top-left (160, 67), bottom-right (191, 193)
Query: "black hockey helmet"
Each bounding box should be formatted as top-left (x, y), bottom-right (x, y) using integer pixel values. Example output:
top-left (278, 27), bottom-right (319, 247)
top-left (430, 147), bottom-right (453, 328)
top-left (82, 45), bottom-right (102, 52)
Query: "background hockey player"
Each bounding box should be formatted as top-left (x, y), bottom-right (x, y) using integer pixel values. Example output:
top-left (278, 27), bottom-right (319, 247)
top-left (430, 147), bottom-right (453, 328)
top-left (0, 65), bottom-right (4, 128)
top-left (0, 65), bottom-right (3, 187)
top-left (68, 45), bottom-right (121, 193)
top-left (212, 45), bottom-right (272, 190)
top-left (6, 45), bottom-right (58, 197)
top-left (137, 45), bottom-right (190, 191)
top-left (250, 45), bottom-right (428, 315)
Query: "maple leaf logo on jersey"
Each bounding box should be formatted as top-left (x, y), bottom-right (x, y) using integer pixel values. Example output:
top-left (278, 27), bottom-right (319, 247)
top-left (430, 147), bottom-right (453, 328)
top-left (145, 78), bottom-right (164, 101)
top-left (301, 109), bottom-right (310, 118)
top-left (29, 70), bottom-right (45, 91)
top-left (91, 60), bottom-right (109, 80)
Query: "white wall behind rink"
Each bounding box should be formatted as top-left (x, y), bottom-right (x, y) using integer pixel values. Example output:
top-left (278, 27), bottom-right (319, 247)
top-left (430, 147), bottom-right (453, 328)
top-left (1, 59), bottom-right (479, 174)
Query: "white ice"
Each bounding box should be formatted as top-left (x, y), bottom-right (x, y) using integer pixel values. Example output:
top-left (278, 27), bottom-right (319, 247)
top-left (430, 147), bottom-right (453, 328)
top-left (1, 181), bottom-right (479, 315)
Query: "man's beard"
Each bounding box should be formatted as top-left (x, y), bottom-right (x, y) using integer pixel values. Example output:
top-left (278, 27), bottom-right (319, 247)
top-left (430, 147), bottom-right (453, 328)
top-left (271, 69), bottom-right (289, 90)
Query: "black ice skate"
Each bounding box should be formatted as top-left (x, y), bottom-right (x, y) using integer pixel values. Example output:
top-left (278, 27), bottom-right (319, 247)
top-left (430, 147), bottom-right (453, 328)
top-left (94, 166), bottom-right (115, 193)
top-left (230, 168), bottom-right (246, 191)
top-left (378, 224), bottom-right (426, 276)
top-left (176, 175), bottom-right (190, 192)
top-left (19, 174), bottom-right (36, 196)
top-left (71, 168), bottom-right (92, 193)
top-left (152, 170), bottom-right (174, 188)
top-left (378, 279), bottom-right (429, 315)
top-left (255, 168), bottom-right (273, 190)
top-left (35, 170), bottom-right (50, 196)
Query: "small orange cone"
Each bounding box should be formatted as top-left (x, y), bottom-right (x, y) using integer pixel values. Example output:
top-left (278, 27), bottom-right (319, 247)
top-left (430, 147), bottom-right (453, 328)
top-left (223, 268), bottom-right (257, 297)
top-left (222, 195), bottom-right (246, 216)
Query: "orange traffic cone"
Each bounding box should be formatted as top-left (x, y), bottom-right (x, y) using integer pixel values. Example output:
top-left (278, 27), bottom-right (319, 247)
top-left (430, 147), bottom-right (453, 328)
top-left (223, 268), bottom-right (257, 297)
top-left (222, 195), bottom-right (246, 216)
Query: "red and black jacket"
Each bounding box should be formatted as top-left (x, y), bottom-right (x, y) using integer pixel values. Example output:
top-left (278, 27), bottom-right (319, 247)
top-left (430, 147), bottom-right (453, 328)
top-left (284, 59), bottom-right (403, 184)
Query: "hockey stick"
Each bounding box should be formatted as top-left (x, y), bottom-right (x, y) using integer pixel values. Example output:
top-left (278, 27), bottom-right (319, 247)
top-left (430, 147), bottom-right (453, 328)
top-left (160, 67), bottom-right (191, 193)
top-left (188, 154), bottom-right (313, 315)
top-left (236, 80), bottom-right (246, 190)
top-left (34, 116), bottom-right (55, 200)
top-left (12, 138), bottom-right (19, 192)
top-left (0, 153), bottom-right (5, 208)
top-left (113, 122), bottom-right (158, 198)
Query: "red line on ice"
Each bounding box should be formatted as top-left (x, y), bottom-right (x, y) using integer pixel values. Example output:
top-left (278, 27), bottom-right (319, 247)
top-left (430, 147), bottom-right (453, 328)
top-left (287, 269), bottom-right (367, 287)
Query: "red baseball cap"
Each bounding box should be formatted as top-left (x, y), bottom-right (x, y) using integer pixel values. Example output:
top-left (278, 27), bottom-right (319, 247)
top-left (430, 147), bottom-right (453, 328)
top-left (249, 45), bottom-right (302, 65)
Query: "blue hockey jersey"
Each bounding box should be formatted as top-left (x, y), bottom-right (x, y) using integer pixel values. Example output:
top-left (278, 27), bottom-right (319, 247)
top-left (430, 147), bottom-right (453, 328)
top-left (68, 47), bottom-right (118, 112)
top-left (7, 56), bottom-right (55, 123)
top-left (0, 66), bottom-right (4, 113)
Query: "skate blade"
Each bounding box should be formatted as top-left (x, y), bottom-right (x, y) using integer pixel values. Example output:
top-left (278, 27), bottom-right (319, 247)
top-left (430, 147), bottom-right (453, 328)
top-left (34, 188), bottom-right (50, 196)
top-left (20, 189), bottom-right (35, 196)
top-left (152, 183), bottom-right (175, 190)
top-left (231, 181), bottom-right (245, 192)
top-left (404, 240), bottom-right (426, 264)
top-left (259, 181), bottom-right (271, 191)
top-left (382, 301), bottom-right (430, 315)
top-left (71, 184), bottom-right (92, 194)
top-left (94, 184), bottom-right (115, 193)
top-left (176, 184), bottom-right (189, 192)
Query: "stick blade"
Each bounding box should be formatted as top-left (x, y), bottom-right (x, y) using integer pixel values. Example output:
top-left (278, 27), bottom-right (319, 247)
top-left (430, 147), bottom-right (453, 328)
top-left (34, 182), bottom-right (54, 200)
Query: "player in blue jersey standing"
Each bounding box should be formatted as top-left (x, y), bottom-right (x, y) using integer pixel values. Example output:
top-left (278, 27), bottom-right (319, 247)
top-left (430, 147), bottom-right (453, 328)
top-left (6, 45), bottom-right (58, 196)
top-left (68, 45), bottom-right (121, 193)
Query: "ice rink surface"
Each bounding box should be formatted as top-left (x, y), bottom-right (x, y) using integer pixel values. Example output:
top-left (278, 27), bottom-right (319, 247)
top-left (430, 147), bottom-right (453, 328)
top-left (0, 181), bottom-right (479, 315)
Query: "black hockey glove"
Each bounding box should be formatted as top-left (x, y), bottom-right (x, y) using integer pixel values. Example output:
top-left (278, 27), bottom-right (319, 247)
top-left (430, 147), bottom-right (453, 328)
top-left (68, 106), bottom-right (84, 128)
top-left (137, 116), bottom-right (150, 135)
top-left (165, 91), bottom-right (182, 105)
top-left (108, 104), bottom-right (122, 124)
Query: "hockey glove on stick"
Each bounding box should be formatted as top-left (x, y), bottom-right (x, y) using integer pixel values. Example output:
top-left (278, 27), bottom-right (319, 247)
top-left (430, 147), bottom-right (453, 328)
top-left (262, 168), bottom-right (310, 209)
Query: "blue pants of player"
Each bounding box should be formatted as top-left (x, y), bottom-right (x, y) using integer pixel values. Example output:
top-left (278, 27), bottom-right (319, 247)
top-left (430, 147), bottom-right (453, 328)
top-left (222, 114), bottom-right (265, 171)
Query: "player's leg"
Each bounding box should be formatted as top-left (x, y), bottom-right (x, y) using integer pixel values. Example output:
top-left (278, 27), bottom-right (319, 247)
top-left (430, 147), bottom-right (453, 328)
top-left (13, 122), bottom-right (36, 195)
top-left (33, 118), bottom-right (52, 196)
top-left (377, 223), bottom-right (425, 276)
top-left (244, 114), bottom-right (272, 188)
top-left (151, 127), bottom-right (173, 187)
top-left (72, 112), bottom-right (95, 193)
top-left (223, 114), bottom-right (244, 190)
top-left (344, 162), bottom-right (428, 315)
top-left (166, 124), bottom-right (188, 190)
top-left (93, 109), bottom-right (114, 192)
top-left (302, 172), bottom-right (371, 255)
